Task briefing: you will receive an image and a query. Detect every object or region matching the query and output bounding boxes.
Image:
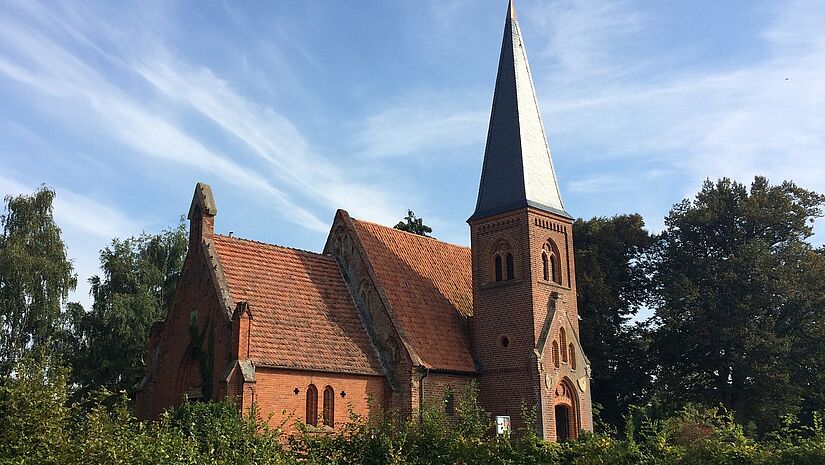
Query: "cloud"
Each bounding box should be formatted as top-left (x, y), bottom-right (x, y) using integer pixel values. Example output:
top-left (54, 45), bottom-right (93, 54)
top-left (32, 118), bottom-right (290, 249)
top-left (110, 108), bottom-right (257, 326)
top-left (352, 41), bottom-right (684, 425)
top-left (532, 0), bottom-right (825, 209)
top-left (0, 2), bottom-right (331, 233)
top-left (568, 174), bottom-right (634, 194)
top-left (0, 172), bottom-right (136, 240)
top-left (130, 57), bottom-right (399, 224)
top-left (354, 98), bottom-right (487, 159)
top-left (0, 170), bottom-right (148, 307)
top-left (530, 0), bottom-right (646, 81)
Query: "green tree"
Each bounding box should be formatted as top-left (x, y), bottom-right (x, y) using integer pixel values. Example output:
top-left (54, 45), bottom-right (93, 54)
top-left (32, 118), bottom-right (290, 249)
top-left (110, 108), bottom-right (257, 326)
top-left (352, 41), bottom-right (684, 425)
top-left (0, 350), bottom-right (71, 464)
top-left (649, 176), bottom-right (825, 431)
top-left (0, 186), bottom-right (76, 379)
top-left (394, 210), bottom-right (433, 237)
top-left (574, 214), bottom-right (654, 430)
top-left (64, 222), bottom-right (187, 396)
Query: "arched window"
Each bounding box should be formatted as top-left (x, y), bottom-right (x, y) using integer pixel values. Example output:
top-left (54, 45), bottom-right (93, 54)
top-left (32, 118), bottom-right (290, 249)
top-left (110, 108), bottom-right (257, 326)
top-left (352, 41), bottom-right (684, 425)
top-left (542, 252), bottom-right (549, 281)
top-left (559, 328), bottom-right (568, 363)
top-left (551, 256), bottom-right (559, 284)
top-left (492, 239), bottom-right (514, 283)
top-left (542, 240), bottom-right (563, 285)
top-left (445, 390), bottom-right (455, 416)
top-left (323, 385), bottom-right (334, 427)
top-left (569, 344), bottom-right (576, 370)
top-left (306, 384), bottom-right (318, 426)
top-left (552, 340), bottom-right (560, 368)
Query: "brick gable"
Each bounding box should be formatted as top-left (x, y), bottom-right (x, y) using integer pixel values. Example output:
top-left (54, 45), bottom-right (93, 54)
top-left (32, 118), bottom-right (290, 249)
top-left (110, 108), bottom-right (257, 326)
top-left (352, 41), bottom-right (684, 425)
top-left (349, 219), bottom-right (476, 373)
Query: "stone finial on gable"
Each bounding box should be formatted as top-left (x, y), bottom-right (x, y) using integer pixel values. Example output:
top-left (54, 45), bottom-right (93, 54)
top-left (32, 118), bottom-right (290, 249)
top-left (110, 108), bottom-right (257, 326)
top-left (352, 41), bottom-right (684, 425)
top-left (188, 182), bottom-right (217, 246)
top-left (188, 182), bottom-right (217, 220)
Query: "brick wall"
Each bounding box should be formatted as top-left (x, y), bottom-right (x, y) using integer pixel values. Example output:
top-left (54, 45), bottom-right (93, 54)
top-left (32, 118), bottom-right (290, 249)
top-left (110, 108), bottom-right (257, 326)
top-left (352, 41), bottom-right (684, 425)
top-left (136, 240), bottom-right (236, 419)
top-left (250, 367), bottom-right (387, 432)
top-left (136, 191), bottom-right (239, 420)
top-left (470, 209), bottom-right (540, 434)
top-left (470, 207), bottom-right (593, 440)
top-left (420, 372), bottom-right (476, 415)
top-left (527, 209), bottom-right (592, 438)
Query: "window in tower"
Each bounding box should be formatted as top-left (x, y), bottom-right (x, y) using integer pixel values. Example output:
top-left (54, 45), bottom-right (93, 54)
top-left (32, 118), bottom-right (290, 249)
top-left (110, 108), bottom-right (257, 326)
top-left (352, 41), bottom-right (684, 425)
top-left (542, 240), bottom-right (563, 285)
top-left (492, 239), bottom-right (513, 283)
top-left (542, 252), bottom-right (549, 281)
top-left (551, 255), bottom-right (559, 284)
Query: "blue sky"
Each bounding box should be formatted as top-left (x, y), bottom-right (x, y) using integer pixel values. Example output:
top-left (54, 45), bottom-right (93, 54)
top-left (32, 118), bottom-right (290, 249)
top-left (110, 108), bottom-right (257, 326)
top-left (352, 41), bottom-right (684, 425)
top-left (1, 0), bottom-right (824, 307)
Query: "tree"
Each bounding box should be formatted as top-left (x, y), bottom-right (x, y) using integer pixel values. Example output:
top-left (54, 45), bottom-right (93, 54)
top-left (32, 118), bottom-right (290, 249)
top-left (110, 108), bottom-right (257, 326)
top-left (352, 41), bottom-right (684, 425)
top-left (394, 210), bottom-right (433, 237)
top-left (64, 222), bottom-right (187, 396)
top-left (648, 176), bottom-right (825, 431)
top-left (574, 214), bottom-right (653, 430)
top-left (0, 186), bottom-right (76, 378)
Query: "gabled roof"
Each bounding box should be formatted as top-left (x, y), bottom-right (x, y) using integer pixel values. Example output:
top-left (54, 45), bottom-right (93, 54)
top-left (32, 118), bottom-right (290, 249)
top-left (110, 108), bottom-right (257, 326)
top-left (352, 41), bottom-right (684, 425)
top-left (349, 219), bottom-right (475, 373)
top-left (213, 235), bottom-right (383, 376)
top-left (470, 0), bottom-right (568, 222)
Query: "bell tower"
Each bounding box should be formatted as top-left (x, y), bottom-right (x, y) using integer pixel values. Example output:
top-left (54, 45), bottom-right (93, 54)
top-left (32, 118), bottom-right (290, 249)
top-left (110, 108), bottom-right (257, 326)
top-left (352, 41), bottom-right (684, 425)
top-left (469, 1), bottom-right (592, 440)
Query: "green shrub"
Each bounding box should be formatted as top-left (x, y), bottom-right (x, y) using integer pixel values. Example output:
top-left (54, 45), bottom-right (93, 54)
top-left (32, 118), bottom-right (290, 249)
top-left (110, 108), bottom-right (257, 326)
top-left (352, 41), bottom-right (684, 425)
top-left (4, 355), bottom-right (825, 464)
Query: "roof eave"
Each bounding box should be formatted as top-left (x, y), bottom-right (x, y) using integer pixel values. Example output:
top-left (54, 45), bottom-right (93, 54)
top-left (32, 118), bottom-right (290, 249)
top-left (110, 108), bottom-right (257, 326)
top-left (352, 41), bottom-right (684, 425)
top-left (468, 200), bottom-right (572, 224)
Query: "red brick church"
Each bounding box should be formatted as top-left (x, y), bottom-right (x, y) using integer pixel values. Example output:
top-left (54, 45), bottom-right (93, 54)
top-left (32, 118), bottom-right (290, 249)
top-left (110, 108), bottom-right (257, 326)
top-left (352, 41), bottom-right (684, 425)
top-left (136, 1), bottom-right (593, 441)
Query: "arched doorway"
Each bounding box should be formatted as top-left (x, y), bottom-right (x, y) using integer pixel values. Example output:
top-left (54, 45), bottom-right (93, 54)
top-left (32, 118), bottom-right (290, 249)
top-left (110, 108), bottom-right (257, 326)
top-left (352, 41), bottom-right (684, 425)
top-left (555, 404), bottom-right (570, 440)
top-left (552, 379), bottom-right (579, 441)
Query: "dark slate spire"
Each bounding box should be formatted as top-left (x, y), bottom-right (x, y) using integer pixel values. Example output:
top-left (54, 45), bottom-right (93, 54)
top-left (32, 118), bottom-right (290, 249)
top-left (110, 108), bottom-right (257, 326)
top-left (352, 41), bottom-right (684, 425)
top-left (469, 0), bottom-right (568, 221)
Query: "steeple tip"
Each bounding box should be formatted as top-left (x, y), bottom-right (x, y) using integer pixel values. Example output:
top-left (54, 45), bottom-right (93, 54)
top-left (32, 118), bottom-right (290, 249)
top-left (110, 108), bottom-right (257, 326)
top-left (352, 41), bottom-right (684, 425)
top-left (469, 1), bottom-right (569, 223)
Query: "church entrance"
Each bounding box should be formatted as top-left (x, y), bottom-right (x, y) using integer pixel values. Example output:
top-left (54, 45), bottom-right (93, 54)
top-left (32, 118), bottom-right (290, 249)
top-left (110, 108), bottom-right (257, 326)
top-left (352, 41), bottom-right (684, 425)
top-left (552, 379), bottom-right (579, 441)
top-left (555, 405), bottom-right (570, 441)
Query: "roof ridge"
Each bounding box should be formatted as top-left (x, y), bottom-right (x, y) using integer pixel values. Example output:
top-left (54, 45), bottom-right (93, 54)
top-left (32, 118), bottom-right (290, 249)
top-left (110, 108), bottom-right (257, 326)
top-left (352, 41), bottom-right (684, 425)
top-left (350, 217), bottom-right (470, 251)
top-left (214, 234), bottom-right (331, 260)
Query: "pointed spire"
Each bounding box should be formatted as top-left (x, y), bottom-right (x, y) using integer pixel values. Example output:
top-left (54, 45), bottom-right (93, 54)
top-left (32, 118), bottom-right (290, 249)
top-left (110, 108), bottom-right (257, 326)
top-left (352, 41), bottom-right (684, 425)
top-left (469, 1), bottom-right (568, 221)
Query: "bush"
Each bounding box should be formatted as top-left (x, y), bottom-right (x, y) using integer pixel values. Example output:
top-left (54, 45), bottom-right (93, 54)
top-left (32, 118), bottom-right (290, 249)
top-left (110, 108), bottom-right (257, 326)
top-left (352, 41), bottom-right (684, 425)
top-left (3, 355), bottom-right (825, 464)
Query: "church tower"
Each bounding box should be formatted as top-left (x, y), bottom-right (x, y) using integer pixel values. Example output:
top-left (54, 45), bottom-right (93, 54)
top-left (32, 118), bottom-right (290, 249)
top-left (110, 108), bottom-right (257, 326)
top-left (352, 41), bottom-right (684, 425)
top-left (469, 1), bottom-right (592, 441)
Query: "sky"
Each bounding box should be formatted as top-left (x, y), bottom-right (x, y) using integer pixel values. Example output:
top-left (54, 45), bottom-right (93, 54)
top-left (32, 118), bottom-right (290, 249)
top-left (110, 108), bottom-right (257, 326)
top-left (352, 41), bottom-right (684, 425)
top-left (1, 0), bottom-right (824, 307)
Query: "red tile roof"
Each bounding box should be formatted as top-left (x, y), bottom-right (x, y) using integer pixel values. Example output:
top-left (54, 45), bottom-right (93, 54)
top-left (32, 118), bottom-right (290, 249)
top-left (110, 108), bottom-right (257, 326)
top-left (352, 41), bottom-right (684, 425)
top-left (350, 219), bottom-right (475, 372)
top-left (213, 235), bottom-right (383, 375)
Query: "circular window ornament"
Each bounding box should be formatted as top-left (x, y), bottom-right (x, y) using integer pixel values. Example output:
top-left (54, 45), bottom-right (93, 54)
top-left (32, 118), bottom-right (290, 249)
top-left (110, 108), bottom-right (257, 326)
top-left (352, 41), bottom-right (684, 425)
top-left (499, 335), bottom-right (510, 348)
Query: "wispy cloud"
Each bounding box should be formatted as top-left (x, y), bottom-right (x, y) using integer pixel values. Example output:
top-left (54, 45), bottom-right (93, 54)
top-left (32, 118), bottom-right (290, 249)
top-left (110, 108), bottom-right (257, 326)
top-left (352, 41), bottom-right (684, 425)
top-left (354, 96), bottom-right (487, 159)
top-left (130, 56), bottom-right (399, 224)
top-left (568, 174), bottom-right (634, 194)
top-left (0, 1), bottom-right (373, 233)
top-left (0, 171), bottom-right (140, 240)
top-left (533, 0), bottom-right (825, 202)
top-left (530, 0), bottom-right (647, 81)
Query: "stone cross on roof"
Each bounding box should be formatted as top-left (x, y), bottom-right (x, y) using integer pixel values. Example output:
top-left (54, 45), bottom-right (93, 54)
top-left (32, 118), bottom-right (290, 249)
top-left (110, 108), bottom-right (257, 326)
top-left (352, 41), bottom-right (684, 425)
top-left (469, 0), bottom-right (569, 221)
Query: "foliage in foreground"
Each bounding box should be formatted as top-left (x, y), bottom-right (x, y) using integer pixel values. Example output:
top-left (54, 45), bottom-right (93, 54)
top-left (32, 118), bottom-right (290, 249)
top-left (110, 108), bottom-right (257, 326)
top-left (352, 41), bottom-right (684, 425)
top-left (4, 356), bottom-right (825, 465)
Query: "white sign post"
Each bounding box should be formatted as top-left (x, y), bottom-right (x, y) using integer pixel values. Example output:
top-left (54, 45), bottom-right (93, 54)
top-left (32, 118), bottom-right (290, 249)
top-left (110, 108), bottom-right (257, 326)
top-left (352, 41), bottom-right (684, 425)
top-left (495, 416), bottom-right (511, 435)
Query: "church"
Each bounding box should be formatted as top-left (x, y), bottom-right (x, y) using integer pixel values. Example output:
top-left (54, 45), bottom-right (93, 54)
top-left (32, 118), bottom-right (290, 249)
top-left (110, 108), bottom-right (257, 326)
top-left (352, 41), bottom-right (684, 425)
top-left (136, 1), bottom-right (593, 442)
